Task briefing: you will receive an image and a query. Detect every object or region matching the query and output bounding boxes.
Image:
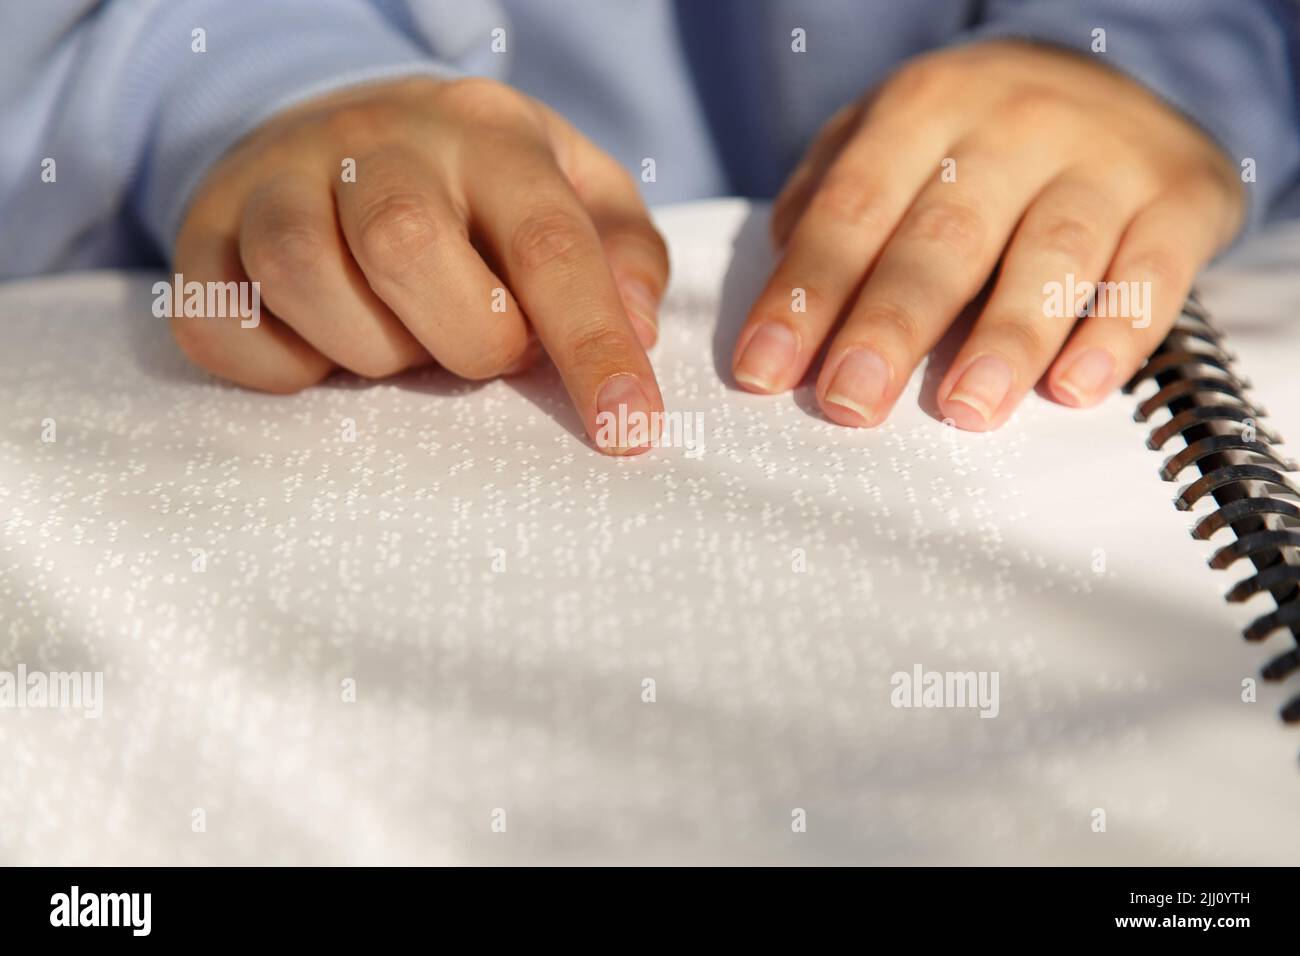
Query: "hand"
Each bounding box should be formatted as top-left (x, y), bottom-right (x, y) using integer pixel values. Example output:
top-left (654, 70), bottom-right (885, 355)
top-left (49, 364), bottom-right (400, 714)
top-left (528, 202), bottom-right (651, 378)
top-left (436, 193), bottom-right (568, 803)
top-left (733, 41), bottom-right (1245, 430)
top-left (172, 77), bottom-right (668, 455)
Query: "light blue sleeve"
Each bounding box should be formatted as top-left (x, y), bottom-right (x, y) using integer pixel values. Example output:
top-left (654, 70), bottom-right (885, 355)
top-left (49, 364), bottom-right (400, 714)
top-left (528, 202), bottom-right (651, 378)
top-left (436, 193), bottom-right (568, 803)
top-left (0, 0), bottom-right (485, 278)
top-left (963, 0), bottom-right (1300, 234)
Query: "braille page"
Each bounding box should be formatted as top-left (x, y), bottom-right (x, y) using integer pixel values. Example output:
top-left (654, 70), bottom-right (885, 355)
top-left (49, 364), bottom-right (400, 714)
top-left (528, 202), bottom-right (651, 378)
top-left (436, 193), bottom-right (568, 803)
top-left (0, 199), bottom-right (1297, 864)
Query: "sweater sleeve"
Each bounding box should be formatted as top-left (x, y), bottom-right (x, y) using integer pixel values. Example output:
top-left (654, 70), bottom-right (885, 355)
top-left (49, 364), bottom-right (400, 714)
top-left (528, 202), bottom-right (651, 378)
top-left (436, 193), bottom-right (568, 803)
top-left (0, 0), bottom-right (483, 278)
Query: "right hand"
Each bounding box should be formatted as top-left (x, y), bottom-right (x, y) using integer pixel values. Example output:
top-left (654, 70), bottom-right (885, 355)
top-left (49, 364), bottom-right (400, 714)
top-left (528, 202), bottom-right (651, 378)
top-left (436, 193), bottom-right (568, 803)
top-left (172, 76), bottom-right (668, 455)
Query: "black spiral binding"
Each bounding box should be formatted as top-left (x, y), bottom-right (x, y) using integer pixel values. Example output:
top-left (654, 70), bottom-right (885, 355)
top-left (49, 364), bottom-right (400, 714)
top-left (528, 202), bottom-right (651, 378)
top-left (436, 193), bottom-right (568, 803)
top-left (1125, 293), bottom-right (1300, 735)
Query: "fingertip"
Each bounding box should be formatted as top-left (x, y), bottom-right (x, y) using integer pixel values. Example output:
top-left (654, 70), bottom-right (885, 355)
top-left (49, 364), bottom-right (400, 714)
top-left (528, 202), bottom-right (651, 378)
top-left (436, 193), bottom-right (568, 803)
top-left (820, 393), bottom-right (875, 427)
top-left (733, 321), bottom-right (799, 393)
top-left (816, 345), bottom-right (892, 426)
top-left (591, 371), bottom-right (662, 455)
top-left (734, 368), bottom-right (782, 395)
top-left (938, 397), bottom-right (997, 431)
top-left (937, 353), bottom-right (1014, 430)
top-left (1049, 378), bottom-right (1094, 408)
top-left (1049, 346), bottom-right (1117, 408)
top-left (500, 337), bottom-right (544, 377)
top-left (600, 439), bottom-right (654, 458)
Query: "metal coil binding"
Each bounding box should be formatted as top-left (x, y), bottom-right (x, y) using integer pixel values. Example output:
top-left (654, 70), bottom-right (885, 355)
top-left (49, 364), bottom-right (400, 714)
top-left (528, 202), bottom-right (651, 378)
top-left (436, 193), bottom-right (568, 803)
top-left (1125, 292), bottom-right (1300, 729)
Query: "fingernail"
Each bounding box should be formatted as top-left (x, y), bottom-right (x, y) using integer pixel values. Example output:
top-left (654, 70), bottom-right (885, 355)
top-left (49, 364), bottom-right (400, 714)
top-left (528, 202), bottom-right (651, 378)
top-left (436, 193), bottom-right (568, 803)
top-left (945, 354), bottom-right (1013, 429)
top-left (824, 347), bottom-right (891, 424)
top-left (595, 373), bottom-right (656, 454)
top-left (734, 322), bottom-right (798, 392)
top-left (1055, 347), bottom-right (1116, 407)
top-left (620, 279), bottom-right (659, 348)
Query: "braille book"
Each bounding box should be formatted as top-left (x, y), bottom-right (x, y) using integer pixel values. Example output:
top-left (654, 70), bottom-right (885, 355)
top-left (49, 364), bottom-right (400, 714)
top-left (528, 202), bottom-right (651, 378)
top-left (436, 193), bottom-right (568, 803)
top-left (1, 200), bottom-right (1297, 864)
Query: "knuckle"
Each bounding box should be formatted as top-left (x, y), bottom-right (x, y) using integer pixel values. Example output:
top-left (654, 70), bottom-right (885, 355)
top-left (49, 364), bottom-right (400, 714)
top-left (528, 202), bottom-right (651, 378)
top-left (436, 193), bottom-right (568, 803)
top-left (353, 194), bottom-right (440, 271)
top-left (432, 76), bottom-right (534, 127)
top-left (777, 280), bottom-right (832, 316)
top-left (243, 222), bottom-right (327, 286)
top-left (857, 299), bottom-right (924, 353)
top-left (435, 76), bottom-right (508, 105)
top-left (565, 323), bottom-right (629, 369)
top-left (996, 90), bottom-right (1063, 126)
top-left (509, 205), bottom-right (589, 272)
top-left (808, 173), bottom-right (884, 229)
top-left (346, 351), bottom-right (409, 381)
top-left (1193, 157), bottom-right (1244, 203)
top-left (448, 334), bottom-right (528, 381)
top-left (878, 56), bottom-right (953, 108)
top-left (324, 104), bottom-right (395, 143)
top-left (1030, 214), bottom-right (1097, 262)
top-left (905, 197), bottom-right (987, 256)
top-left (170, 318), bottom-right (221, 372)
top-left (1123, 248), bottom-right (1186, 290)
top-left (984, 317), bottom-right (1049, 363)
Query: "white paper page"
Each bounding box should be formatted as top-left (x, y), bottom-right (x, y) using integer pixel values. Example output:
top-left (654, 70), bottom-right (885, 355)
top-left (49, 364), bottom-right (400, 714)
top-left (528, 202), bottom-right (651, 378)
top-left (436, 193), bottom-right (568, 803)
top-left (0, 199), bottom-right (1296, 864)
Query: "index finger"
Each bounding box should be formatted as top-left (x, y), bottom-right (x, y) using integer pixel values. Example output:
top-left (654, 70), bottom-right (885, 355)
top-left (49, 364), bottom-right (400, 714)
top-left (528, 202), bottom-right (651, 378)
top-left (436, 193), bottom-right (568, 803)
top-left (467, 148), bottom-right (663, 455)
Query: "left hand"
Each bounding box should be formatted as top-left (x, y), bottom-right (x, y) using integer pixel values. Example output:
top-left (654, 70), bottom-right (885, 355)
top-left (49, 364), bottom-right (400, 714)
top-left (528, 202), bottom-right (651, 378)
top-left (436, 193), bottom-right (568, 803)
top-left (732, 40), bottom-right (1245, 430)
